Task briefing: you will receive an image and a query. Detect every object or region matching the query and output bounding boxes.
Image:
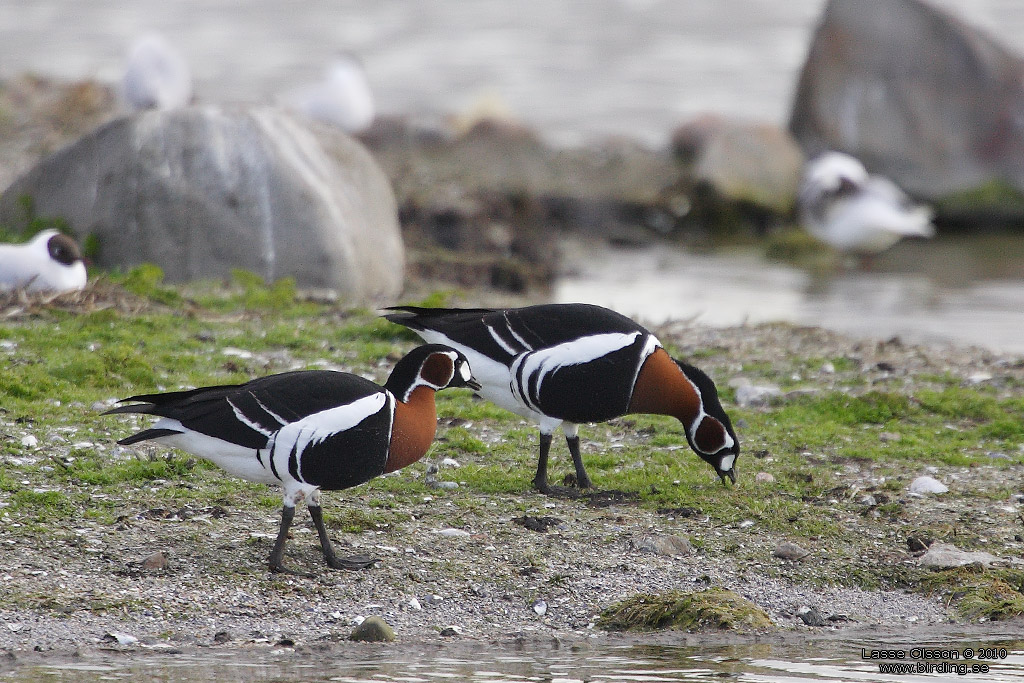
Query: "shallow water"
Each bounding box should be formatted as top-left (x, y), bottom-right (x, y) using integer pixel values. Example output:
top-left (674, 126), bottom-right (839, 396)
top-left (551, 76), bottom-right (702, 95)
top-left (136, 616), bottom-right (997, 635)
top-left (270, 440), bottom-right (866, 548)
top-left (5, 631), bottom-right (1024, 682)
top-left (555, 236), bottom-right (1024, 355)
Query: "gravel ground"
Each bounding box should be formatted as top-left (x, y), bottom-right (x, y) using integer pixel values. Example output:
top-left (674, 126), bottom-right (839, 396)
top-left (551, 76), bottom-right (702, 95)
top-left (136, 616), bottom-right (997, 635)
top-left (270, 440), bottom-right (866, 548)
top-left (3, 320), bottom-right (1021, 659)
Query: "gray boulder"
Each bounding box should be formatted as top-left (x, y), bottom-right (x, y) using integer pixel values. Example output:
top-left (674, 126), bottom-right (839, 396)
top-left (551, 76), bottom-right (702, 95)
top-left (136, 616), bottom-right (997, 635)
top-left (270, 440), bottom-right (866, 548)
top-left (790, 0), bottom-right (1024, 206)
top-left (0, 106), bottom-right (404, 300)
top-left (672, 114), bottom-right (804, 214)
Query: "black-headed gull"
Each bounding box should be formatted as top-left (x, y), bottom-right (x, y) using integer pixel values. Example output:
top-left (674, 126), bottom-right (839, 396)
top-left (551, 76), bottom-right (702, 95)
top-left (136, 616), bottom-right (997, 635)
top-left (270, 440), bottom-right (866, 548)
top-left (798, 151), bottom-right (934, 254)
top-left (0, 229), bottom-right (87, 293)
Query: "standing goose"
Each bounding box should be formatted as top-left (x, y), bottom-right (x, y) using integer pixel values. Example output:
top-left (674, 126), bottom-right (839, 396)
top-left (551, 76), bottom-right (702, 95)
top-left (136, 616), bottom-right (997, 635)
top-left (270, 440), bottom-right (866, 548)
top-left (105, 345), bottom-right (479, 575)
top-left (384, 304), bottom-right (738, 494)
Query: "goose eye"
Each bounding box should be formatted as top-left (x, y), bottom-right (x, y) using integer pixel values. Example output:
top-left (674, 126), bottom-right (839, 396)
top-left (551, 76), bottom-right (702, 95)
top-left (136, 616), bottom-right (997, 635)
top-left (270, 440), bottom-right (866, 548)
top-left (694, 416), bottom-right (731, 455)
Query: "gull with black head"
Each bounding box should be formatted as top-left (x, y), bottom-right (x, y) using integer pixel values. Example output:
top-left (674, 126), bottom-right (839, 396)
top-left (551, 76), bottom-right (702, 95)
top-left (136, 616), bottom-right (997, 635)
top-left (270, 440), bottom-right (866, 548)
top-left (0, 229), bottom-right (87, 293)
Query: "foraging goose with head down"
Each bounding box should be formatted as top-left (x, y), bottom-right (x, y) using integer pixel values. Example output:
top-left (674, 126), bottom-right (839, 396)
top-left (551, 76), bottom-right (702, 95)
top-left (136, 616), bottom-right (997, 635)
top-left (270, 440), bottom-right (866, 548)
top-left (384, 304), bottom-right (738, 495)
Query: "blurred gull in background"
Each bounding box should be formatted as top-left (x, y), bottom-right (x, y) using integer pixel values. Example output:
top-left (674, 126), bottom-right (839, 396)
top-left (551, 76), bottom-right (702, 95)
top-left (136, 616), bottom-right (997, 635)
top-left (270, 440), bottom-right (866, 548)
top-left (798, 151), bottom-right (935, 256)
top-left (279, 53), bottom-right (375, 134)
top-left (0, 230), bottom-right (87, 293)
top-left (121, 32), bottom-right (192, 111)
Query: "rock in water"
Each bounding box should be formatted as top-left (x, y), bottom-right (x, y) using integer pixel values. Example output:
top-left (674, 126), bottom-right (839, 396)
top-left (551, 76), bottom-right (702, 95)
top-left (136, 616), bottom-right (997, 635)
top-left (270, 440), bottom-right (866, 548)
top-left (790, 0), bottom-right (1024, 205)
top-left (349, 616), bottom-right (395, 642)
top-left (0, 107), bottom-right (404, 302)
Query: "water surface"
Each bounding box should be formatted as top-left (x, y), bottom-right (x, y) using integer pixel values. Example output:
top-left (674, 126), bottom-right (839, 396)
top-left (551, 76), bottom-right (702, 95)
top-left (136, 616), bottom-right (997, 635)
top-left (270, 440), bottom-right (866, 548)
top-left (555, 236), bottom-right (1024, 354)
top-left (3, 1), bottom-right (1024, 146)
top-left (5, 630), bottom-right (1024, 682)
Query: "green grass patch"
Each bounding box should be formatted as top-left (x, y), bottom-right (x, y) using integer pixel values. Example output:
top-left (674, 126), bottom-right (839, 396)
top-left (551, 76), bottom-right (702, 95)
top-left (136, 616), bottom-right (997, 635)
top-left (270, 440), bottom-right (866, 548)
top-left (918, 566), bottom-right (1024, 621)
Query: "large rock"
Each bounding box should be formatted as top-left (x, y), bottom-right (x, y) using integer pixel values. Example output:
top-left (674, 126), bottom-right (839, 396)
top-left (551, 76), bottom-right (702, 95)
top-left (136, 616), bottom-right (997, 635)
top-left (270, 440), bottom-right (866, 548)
top-left (789, 0), bottom-right (1024, 204)
top-left (0, 106), bottom-right (404, 300)
top-left (672, 114), bottom-right (804, 214)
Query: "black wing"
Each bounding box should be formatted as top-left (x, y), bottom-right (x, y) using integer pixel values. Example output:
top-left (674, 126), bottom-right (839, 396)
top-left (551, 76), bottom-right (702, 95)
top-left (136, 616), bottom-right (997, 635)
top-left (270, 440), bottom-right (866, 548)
top-left (384, 304), bottom-right (648, 364)
top-left (108, 370), bottom-right (383, 448)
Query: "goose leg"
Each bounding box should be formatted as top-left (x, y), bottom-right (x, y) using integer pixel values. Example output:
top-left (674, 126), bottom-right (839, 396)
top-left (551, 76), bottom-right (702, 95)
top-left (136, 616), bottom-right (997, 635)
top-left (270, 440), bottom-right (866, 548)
top-left (308, 504), bottom-right (376, 570)
top-left (533, 432), bottom-right (554, 494)
top-left (565, 430), bottom-right (592, 490)
top-left (533, 431), bottom-right (582, 498)
top-left (269, 504), bottom-right (313, 577)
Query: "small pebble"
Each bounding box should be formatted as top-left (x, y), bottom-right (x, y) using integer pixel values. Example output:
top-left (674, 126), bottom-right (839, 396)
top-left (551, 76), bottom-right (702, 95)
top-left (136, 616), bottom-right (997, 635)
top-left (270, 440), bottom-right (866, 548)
top-left (20, 435), bottom-right (37, 448)
top-left (532, 599), bottom-right (547, 616)
top-left (141, 551), bottom-right (168, 571)
top-left (439, 626), bottom-right (462, 637)
top-left (878, 432), bottom-right (901, 443)
top-left (213, 630), bottom-right (231, 644)
top-left (773, 542), bottom-right (810, 561)
top-left (754, 472), bottom-right (774, 483)
top-left (732, 382), bottom-right (782, 407)
top-left (437, 528), bottom-right (471, 538)
top-left (408, 597), bottom-right (422, 611)
top-left (909, 476), bottom-right (948, 495)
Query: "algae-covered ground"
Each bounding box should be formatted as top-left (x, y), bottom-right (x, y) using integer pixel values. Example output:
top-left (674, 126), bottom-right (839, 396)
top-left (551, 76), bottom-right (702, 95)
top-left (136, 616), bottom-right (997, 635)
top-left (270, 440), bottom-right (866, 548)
top-left (0, 271), bottom-right (1023, 656)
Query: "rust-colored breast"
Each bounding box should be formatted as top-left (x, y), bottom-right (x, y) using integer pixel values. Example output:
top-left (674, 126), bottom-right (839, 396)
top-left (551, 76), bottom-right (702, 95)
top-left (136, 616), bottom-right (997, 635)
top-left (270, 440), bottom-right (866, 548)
top-left (627, 348), bottom-right (701, 422)
top-left (385, 386), bottom-right (438, 473)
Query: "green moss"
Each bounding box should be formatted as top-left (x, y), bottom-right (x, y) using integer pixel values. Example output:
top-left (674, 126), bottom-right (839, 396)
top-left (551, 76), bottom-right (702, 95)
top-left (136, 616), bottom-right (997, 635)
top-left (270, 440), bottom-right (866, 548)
top-left (439, 426), bottom-right (488, 454)
top-left (935, 180), bottom-right (1024, 213)
top-left (597, 588), bottom-right (773, 631)
top-left (918, 567), bottom-right (1024, 621)
top-left (9, 490), bottom-right (77, 522)
top-left (62, 452), bottom-right (198, 486)
top-left (112, 264), bottom-right (184, 306)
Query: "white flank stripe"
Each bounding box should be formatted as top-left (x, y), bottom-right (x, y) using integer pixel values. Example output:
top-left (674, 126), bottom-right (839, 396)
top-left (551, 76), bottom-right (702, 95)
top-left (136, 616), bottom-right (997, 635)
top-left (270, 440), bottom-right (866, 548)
top-left (254, 395), bottom-right (291, 428)
top-left (486, 322), bottom-right (518, 355)
top-left (512, 332), bottom-right (641, 409)
top-left (502, 313), bottom-right (532, 350)
top-left (226, 397), bottom-right (276, 436)
top-left (269, 392), bottom-right (389, 478)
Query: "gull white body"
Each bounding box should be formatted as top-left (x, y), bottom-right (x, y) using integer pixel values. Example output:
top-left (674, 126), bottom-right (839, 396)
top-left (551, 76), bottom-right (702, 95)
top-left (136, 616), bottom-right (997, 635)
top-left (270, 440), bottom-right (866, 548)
top-left (122, 32), bottom-right (192, 110)
top-left (0, 230), bottom-right (87, 293)
top-left (799, 151), bottom-right (934, 254)
top-left (280, 54), bottom-right (375, 133)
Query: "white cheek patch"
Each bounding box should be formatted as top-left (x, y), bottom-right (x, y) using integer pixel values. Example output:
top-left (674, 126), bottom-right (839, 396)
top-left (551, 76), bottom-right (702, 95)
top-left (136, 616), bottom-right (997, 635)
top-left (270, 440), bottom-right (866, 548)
top-left (719, 453), bottom-right (736, 472)
top-left (459, 361), bottom-right (473, 382)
